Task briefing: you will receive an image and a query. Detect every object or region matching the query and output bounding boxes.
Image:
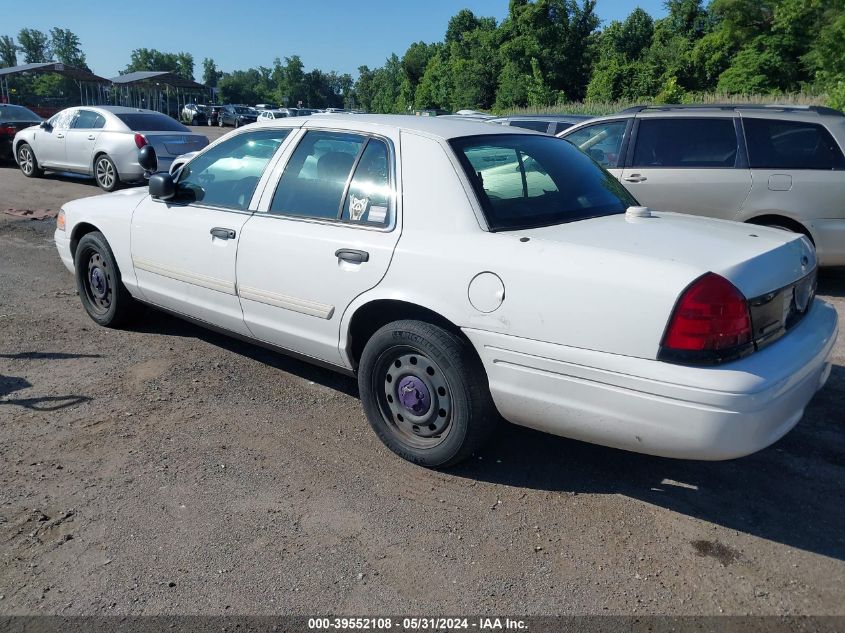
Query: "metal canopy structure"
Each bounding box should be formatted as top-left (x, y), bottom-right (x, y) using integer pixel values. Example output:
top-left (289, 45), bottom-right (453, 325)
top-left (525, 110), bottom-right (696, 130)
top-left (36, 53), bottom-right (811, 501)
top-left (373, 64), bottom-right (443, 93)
top-left (0, 62), bottom-right (111, 106)
top-left (110, 71), bottom-right (211, 118)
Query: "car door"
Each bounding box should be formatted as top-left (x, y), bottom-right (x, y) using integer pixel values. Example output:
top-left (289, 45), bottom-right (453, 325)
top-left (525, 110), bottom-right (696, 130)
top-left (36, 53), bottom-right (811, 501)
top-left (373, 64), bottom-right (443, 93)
top-left (620, 116), bottom-right (752, 220)
top-left (560, 118), bottom-right (631, 180)
top-left (130, 127), bottom-right (293, 335)
top-left (35, 108), bottom-right (76, 169)
top-left (237, 129), bottom-right (401, 365)
top-left (740, 115), bottom-right (845, 222)
top-left (64, 110), bottom-right (106, 173)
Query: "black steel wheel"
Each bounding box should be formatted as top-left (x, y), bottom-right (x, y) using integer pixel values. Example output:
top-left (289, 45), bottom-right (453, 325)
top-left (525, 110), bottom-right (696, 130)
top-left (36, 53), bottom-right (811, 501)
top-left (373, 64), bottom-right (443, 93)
top-left (17, 143), bottom-right (43, 178)
top-left (74, 231), bottom-right (136, 327)
top-left (359, 320), bottom-right (497, 468)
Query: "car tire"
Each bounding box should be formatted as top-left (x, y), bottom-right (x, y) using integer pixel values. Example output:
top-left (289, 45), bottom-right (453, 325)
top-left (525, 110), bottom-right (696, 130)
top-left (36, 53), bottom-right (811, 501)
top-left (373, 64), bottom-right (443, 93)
top-left (94, 154), bottom-right (121, 192)
top-left (191, 116), bottom-right (198, 126)
top-left (358, 319), bottom-right (498, 468)
top-left (235, 119), bottom-right (241, 128)
top-left (219, 118), bottom-right (224, 128)
top-left (74, 231), bottom-right (136, 328)
top-left (17, 143), bottom-right (43, 178)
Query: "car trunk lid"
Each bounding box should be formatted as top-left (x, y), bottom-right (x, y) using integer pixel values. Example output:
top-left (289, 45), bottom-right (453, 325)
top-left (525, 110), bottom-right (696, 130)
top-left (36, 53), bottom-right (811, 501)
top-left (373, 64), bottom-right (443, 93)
top-left (141, 132), bottom-right (209, 158)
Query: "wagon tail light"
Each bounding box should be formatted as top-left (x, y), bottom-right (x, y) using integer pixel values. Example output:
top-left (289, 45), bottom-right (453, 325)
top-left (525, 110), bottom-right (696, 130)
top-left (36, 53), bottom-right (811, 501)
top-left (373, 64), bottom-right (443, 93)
top-left (658, 273), bottom-right (754, 365)
top-left (134, 133), bottom-right (148, 149)
top-left (0, 125), bottom-right (16, 137)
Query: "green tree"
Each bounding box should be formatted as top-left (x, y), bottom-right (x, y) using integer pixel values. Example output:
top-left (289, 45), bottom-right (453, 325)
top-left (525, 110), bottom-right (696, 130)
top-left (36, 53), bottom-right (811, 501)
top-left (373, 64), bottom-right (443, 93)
top-left (17, 28), bottom-right (50, 63)
top-left (272, 55), bottom-right (306, 107)
top-left (202, 58), bottom-right (222, 87)
top-left (0, 35), bottom-right (17, 67)
top-left (49, 28), bottom-right (86, 68)
top-left (124, 48), bottom-right (194, 80)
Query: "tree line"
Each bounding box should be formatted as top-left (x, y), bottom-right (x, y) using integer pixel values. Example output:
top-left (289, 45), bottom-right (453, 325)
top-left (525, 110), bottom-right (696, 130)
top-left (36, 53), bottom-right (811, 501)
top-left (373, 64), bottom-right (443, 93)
top-left (3, 0), bottom-right (844, 112)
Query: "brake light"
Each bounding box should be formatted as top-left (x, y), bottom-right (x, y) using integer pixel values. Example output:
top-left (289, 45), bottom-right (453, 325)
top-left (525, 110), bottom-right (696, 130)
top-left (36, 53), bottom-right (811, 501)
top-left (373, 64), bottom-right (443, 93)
top-left (1, 125), bottom-right (15, 137)
top-left (134, 133), bottom-right (148, 149)
top-left (659, 273), bottom-right (753, 364)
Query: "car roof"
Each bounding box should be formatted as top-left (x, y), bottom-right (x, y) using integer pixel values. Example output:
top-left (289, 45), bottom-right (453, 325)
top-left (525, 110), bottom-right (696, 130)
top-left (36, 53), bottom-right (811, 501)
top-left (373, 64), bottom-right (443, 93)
top-left (73, 105), bottom-right (165, 115)
top-left (255, 113), bottom-right (537, 140)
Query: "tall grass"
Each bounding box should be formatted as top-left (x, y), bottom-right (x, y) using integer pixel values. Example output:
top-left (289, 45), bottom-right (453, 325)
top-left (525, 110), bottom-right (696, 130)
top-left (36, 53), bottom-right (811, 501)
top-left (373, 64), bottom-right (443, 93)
top-left (499, 91), bottom-right (830, 117)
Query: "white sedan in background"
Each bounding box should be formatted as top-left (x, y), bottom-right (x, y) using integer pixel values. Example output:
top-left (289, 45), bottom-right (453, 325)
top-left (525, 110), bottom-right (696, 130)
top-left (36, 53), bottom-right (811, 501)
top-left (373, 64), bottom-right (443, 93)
top-left (14, 105), bottom-right (209, 191)
top-left (53, 115), bottom-right (837, 467)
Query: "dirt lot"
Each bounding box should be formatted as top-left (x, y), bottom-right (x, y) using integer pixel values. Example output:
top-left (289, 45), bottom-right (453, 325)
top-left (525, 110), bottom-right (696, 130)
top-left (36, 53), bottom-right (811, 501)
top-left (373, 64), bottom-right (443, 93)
top-left (1, 125), bottom-right (844, 617)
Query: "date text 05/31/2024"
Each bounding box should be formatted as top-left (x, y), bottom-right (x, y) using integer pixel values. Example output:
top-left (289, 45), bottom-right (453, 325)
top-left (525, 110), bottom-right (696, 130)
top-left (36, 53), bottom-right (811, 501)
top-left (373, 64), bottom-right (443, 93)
top-left (307, 617), bottom-right (528, 630)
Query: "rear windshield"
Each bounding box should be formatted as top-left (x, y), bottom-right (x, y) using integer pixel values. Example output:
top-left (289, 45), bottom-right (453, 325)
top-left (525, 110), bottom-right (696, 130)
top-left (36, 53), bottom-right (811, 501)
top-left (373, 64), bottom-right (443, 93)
top-left (451, 134), bottom-right (637, 231)
top-left (0, 105), bottom-right (41, 122)
top-left (234, 107), bottom-right (252, 114)
top-left (115, 114), bottom-right (189, 132)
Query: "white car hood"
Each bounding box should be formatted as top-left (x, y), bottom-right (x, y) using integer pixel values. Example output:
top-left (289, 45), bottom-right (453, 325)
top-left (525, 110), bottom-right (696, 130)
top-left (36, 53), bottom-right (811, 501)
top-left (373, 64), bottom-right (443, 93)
top-left (515, 212), bottom-right (816, 298)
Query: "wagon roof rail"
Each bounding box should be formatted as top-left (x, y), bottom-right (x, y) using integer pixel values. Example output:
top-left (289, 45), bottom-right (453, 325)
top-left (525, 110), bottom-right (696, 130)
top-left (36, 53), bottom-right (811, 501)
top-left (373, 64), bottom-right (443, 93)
top-left (620, 104), bottom-right (844, 117)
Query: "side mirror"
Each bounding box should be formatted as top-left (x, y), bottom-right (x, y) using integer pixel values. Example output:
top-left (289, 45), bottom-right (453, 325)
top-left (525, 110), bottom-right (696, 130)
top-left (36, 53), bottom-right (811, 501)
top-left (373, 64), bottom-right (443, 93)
top-left (149, 173), bottom-right (176, 200)
top-left (39, 121), bottom-right (52, 131)
top-left (138, 145), bottom-right (158, 173)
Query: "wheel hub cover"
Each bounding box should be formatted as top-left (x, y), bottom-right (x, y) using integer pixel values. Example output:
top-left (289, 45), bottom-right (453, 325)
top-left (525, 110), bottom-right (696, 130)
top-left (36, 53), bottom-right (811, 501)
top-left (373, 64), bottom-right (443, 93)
top-left (90, 267), bottom-right (107, 298)
top-left (397, 376), bottom-right (431, 415)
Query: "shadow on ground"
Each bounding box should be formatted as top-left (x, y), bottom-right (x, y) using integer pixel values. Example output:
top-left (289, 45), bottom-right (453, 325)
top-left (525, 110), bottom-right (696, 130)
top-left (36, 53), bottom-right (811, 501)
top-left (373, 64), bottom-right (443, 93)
top-left (128, 308), bottom-right (845, 562)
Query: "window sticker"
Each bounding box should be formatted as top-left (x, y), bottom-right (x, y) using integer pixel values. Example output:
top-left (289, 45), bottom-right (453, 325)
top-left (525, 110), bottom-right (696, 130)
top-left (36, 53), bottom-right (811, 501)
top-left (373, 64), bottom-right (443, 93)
top-left (349, 194), bottom-right (370, 221)
top-left (368, 205), bottom-right (387, 224)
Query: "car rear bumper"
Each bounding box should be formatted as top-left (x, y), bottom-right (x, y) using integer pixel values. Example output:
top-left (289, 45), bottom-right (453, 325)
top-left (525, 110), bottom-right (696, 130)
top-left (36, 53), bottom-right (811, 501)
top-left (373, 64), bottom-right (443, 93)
top-left (464, 299), bottom-right (838, 460)
top-left (807, 219), bottom-right (845, 266)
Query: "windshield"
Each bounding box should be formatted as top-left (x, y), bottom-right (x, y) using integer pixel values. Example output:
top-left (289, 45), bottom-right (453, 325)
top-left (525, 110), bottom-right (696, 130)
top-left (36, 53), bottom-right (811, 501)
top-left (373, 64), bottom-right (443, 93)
top-left (0, 105), bottom-right (42, 123)
top-left (450, 134), bottom-right (637, 231)
top-left (116, 113), bottom-right (189, 132)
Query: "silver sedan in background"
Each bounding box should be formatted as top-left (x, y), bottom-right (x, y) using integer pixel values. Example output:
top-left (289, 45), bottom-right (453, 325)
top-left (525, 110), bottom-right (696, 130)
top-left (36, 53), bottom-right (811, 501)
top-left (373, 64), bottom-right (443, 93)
top-left (13, 106), bottom-right (209, 191)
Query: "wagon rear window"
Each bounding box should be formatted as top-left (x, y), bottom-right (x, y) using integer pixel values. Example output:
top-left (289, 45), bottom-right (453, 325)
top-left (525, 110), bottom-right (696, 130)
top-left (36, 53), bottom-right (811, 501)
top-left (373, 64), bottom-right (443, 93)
top-left (451, 134), bottom-right (636, 231)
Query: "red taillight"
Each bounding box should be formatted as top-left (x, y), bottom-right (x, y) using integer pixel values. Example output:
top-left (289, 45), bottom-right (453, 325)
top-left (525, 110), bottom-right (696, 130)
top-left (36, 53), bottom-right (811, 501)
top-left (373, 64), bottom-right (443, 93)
top-left (661, 273), bottom-right (752, 362)
top-left (134, 133), bottom-right (148, 149)
top-left (1, 125), bottom-right (15, 137)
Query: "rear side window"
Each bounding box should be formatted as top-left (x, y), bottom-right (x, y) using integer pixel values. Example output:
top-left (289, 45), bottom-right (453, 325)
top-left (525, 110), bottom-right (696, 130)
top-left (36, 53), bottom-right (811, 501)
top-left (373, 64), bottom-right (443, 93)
top-left (743, 118), bottom-right (845, 170)
top-left (115, 113), bottom-right (189, 132)
top-left (340, 139), bottom-right (392, 226)
top-left (270, 131), bottom-right (366, 219)
top-left (72, 110), bottom-right (105, 129)
top-left (633, 118), bottom-right (738, 168)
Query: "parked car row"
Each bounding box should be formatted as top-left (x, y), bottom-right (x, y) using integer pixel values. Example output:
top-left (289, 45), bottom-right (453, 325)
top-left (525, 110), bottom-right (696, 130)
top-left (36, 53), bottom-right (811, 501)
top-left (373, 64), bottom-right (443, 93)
top-left (53, 114), bottom-right (837, 469)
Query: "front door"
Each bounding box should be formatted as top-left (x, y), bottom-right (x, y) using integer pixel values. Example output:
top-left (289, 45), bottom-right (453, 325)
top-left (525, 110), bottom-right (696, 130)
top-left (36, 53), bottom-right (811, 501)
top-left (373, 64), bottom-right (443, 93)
top-left (64, 109), bottom-right (106, 173)
top-left (620, 117), bottom-right (752, 220)
top-left (130, 127), bottom-right (294, 335)
top-left (237, 129), bottom-right (401, 365)
top-left (36, 108), bottom-right (76, 169)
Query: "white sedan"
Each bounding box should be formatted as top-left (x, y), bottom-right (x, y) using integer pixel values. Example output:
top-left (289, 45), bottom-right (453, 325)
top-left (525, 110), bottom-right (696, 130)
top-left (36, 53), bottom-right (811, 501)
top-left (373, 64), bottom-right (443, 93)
top-left (53, 115), bottom-right (838, 467)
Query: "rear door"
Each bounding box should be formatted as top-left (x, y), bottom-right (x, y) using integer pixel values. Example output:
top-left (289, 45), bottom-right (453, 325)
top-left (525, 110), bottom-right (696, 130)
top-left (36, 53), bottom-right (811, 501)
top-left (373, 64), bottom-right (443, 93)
top-left (237, 128), bottom-right (401, 365)
top-left (740, 115), bottom-right (845, 221)
top-left (64, 109), bottom-right (106, 173)
top-left (560, 118), bottom-right (631, 181)
top-left (620, 116), bottom-right (752, 220)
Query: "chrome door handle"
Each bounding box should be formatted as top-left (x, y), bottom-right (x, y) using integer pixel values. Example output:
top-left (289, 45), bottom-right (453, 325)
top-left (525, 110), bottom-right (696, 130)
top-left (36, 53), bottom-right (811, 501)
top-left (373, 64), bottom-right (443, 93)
top-left (56, 133), bottom-right (65, 139)
top-left (335, 248), bottom-right (369, 264)
top-left (623, 174), bottom-right (647, 183)
top-left (210, 227), bottom-right (236, 240)
top-left (87, 134), bottom-right (96, 140)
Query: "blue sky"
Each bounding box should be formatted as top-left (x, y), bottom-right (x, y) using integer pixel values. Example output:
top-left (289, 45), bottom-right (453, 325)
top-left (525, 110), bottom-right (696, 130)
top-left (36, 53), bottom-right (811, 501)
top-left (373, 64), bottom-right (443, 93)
top-left (7, 0), bottom-right (667, 79)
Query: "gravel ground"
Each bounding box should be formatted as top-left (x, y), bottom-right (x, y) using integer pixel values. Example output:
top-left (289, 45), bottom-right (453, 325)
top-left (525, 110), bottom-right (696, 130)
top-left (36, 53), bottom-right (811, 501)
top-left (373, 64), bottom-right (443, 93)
top-left (0, 125), bottom-right (843, 617)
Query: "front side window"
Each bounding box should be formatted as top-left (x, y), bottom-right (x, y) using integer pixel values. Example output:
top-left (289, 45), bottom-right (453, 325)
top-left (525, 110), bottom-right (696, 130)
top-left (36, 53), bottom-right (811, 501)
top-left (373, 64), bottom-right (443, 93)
top-left (49, 109), bottom-right (76, 129)
top-left (451, 134), bottom-right (637, 231)
top-left (269, 131), bottom-right (366, 219)
top-left (743, 118), bottom-right (845, 170)
top-left (632, 118), bottom-right (739, 168)
top-left (563, 120), bottom-right (628, 168)
top-left (176, 129), bottom-right (291, 210)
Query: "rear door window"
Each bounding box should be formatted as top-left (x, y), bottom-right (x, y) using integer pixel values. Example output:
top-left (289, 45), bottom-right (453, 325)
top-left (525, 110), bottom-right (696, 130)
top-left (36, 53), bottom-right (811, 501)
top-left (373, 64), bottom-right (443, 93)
top-left (340, 138), bottom-right (393, 226)
top-left (269, 131), bottom-right (366, 219)
top-left (743, 118), bottom-right (845, 170)
top-left (563, 120), bottom-right (628, 168)
top-left (632, 118), bottom-right (739, 168)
